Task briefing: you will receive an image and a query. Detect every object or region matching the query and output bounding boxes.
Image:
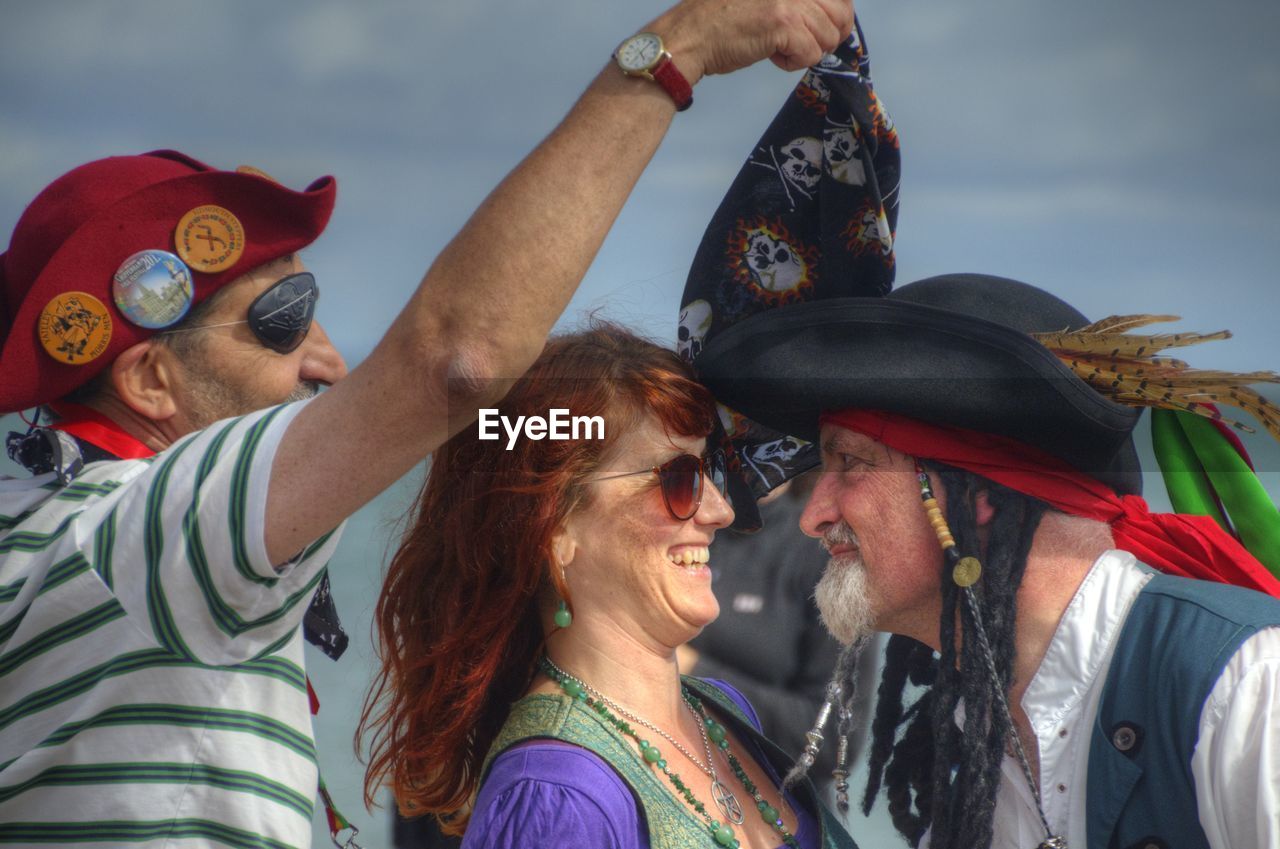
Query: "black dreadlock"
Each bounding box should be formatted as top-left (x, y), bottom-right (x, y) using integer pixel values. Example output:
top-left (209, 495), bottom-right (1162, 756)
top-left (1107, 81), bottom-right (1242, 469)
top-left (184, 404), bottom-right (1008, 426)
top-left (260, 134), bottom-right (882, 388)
top-left (861, 635), bottom-right (936, 843)
top-left (863, 462), bottom-right (1048, 849)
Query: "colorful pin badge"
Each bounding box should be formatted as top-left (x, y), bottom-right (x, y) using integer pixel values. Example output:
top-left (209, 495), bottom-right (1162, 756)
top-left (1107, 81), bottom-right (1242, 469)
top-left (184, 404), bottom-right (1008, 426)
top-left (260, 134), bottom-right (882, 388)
top-left (175, 204), bottom-right (245, 273)
top-left (112, 249), bottom-right (194, 329)
top-left (38, 291), bottom-right (113, 365)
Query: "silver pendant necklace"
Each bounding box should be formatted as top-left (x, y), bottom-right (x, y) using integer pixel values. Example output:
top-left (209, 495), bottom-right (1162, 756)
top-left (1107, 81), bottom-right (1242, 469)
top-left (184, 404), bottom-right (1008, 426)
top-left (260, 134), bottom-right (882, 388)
top-left (542, 657), bottom-right (745, 824)
top-left (691, 698), bottom-right (745, 824)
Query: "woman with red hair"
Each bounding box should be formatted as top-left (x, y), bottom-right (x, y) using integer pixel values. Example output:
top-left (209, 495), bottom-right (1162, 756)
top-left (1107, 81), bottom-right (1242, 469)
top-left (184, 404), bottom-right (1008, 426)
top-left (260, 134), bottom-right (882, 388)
top-left (361, 326), bottom-right (856, 849)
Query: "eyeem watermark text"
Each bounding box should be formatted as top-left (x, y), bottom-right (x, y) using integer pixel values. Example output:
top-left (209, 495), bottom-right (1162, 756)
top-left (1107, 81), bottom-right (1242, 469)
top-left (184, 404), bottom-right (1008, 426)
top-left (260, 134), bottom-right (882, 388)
top-left (478, 408), bottom-right (605, 450)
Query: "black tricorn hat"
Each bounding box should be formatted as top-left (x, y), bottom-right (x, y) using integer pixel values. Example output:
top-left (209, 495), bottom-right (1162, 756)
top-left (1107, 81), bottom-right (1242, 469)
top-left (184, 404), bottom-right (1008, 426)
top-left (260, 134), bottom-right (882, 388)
top-left (695, 273), bottom-right (1145, 496)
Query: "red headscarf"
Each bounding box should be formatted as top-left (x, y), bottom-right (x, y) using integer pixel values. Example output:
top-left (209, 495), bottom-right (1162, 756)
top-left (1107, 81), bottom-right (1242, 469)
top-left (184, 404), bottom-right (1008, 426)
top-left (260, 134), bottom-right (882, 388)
top-left (821, 409), bottom-right (1280, 598)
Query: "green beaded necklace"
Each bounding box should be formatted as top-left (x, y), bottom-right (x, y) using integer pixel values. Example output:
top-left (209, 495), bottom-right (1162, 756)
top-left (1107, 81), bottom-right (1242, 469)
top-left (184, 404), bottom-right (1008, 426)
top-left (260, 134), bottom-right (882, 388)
top-left (539, 656), bottom-right (802, 849)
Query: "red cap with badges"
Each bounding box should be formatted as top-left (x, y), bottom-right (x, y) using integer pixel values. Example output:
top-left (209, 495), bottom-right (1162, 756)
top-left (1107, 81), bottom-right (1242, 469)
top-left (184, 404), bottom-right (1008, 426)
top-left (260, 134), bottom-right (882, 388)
top-left (0, 150), bottom-right (336, 413)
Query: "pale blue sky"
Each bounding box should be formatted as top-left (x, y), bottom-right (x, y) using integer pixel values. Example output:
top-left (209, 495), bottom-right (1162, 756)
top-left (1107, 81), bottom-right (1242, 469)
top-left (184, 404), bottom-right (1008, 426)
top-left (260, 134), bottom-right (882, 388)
top-left (4, 0), bottom-right (1278, 369)
top-left (2, 1), bottom-right (1277, 845)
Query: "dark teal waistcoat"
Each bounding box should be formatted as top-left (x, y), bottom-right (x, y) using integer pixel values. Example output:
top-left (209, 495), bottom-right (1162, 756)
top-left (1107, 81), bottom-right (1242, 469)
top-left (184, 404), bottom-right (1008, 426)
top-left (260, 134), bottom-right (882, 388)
top-left (1086, 572), bottom-right (1280, 849)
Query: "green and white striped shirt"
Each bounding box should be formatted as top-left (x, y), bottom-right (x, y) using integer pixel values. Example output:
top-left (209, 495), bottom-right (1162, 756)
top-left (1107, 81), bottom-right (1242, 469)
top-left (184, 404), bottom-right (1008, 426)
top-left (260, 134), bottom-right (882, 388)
top-left (0, 402), bottom-right (342, 848)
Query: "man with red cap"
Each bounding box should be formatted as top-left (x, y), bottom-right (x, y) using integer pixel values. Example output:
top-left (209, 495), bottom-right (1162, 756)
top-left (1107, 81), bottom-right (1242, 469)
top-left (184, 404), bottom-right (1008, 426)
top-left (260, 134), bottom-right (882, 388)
top-left (0, 0), bottom-right (857, 844)
top-left (678, 26), bottom-right (1280, 849)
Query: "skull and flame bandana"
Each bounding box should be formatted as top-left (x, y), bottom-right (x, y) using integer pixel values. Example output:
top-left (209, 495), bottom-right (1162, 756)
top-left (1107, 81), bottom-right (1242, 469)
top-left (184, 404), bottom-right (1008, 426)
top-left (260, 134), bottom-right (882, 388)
top-left (679, 18), bottom-right (900, 496)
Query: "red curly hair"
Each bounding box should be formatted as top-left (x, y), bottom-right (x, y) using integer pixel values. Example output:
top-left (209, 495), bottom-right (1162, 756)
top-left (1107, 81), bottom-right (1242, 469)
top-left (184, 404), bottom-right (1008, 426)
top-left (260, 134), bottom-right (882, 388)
top-left (359, 324), bottom-right (718, 831)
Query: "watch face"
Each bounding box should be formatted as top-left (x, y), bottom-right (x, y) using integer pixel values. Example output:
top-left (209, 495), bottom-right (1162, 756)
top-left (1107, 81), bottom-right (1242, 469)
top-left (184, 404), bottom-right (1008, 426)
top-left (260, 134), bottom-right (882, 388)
top-left (617, 32), bottom-right (663, 72)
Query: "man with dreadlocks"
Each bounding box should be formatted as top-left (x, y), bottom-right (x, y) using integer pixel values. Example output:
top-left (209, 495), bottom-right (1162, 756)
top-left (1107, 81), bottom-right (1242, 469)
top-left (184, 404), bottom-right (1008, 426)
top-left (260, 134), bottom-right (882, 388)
top-left (675, 15), bottom-right (1280, 849)
top-left (692, 275), bottom-right (1280, 849)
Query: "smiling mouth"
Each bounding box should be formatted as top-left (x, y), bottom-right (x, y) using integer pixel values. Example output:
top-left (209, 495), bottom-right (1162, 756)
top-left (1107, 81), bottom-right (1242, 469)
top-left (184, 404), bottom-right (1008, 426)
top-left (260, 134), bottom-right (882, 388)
top-left (667, 547), bottom-right (710, 570)
top-left (821, 525), bottom-right (860, 561)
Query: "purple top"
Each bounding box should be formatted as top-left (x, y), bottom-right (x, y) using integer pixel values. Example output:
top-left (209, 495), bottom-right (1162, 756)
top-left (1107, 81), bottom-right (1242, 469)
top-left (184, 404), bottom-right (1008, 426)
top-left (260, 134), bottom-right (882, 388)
top-left (462, 680), bottom-right (820, 849)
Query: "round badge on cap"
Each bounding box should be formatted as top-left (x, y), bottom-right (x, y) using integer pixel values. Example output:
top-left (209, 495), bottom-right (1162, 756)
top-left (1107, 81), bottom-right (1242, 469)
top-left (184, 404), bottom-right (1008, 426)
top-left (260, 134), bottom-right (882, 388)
top-left (175, 204), bottom-right (245, 273)
top-left (112, 249), bottom-right (194, 329)
top-left (38, 291), bottom-right (114, 365)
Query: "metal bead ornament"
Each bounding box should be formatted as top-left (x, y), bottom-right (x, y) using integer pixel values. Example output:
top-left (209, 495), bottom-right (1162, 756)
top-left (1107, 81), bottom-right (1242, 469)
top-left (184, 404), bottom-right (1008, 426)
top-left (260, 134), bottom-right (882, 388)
top-left (916, 466), bottom-right (983, 587)
top-left (952, 556), bottom-right (983, 588)
top-left (797, 696), bottom-right (832, 770)
top-left (539, 656), bottom-right (800, 848)
top-left (832, 696), bottom-right (852, 813)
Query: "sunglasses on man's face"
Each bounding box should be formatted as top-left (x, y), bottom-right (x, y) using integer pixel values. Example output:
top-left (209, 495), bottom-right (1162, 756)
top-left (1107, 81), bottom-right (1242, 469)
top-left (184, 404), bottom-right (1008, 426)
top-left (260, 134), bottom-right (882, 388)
top-left (159, 272), bottom-right (319, 354)
top-left (592, 449), bottom-right (729, 521)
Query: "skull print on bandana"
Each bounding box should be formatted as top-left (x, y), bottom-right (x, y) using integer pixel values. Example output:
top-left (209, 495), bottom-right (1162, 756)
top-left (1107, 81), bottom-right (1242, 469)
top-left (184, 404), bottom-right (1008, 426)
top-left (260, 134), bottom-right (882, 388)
top-left (743, 435), bottom-right (811, 490)
top-left (678, 17), bottom-right (900, 499)
top-left (778, 136), bottom-right (824, 196)
top-left (677, 299), bottom-right (714, 360)
top-left (823, 123), bottom-right (865, 186)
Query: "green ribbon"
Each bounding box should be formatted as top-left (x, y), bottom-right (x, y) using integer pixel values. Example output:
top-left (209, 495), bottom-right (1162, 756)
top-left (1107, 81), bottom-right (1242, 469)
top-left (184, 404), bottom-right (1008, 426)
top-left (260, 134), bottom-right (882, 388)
top-left (1152, 409), bottom-right (1280, 577)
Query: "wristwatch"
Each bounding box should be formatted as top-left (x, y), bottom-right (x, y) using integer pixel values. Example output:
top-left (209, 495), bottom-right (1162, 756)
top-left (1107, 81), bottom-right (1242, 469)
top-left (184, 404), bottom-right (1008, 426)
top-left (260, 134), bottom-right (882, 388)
top-left (613, 32), bottom-right (693, 112)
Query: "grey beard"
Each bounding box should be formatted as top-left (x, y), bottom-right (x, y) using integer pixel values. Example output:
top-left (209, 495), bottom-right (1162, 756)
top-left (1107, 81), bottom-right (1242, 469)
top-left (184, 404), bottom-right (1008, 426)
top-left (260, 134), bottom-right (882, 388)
top-left (283, 381), bottom-right (320, 403)
top-left (185, 378), bottom-right (320, 432)
top-left (814, 555), bottom-right (873, 646)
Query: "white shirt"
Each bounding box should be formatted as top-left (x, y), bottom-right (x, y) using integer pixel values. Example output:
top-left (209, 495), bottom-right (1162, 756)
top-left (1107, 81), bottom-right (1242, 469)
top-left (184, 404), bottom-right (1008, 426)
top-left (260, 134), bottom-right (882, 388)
top-left (0, 402), bottom-right (343, 848)
top-left (992, 550), bottom-right (1280, 849)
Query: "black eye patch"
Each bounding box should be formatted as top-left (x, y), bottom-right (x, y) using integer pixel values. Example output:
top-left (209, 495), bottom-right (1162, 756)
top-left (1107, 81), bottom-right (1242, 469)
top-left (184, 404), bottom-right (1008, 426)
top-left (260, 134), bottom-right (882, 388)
top-left (247, 272), bottom-right (318, 353)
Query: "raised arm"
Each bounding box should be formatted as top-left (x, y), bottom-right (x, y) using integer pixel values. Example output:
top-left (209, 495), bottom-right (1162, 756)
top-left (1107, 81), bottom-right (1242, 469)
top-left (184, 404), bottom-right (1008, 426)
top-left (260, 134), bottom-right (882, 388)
top-left (266, 0), bottom-right (854, 562)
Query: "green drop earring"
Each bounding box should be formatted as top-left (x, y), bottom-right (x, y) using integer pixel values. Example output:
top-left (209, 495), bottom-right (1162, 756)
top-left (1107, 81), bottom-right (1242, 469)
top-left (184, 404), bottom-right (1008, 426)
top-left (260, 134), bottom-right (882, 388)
top-left (553, 560), bottom-right (572, 628)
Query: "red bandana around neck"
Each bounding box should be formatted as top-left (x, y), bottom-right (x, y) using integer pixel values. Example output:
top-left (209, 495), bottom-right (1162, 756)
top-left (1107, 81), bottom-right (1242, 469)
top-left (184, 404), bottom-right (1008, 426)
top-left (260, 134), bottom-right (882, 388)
top-left (47, 402), bottom-right (155, 460)
top-left (819, 409), bottom-right (1280, 598)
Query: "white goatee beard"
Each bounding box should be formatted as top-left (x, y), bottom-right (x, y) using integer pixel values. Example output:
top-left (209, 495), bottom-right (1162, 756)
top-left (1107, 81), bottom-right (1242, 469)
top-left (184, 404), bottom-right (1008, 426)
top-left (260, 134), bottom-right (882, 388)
top-left (815, 556), bottom-right (872, 645)
top-left (815, 522), bottom-right (873, 645)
